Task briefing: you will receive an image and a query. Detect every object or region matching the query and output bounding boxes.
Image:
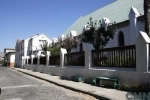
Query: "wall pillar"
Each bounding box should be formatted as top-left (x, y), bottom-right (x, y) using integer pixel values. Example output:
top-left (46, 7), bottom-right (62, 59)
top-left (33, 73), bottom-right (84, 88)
top-left (37, 54), bottom-right (40, 65)
top-left (70, 30), bottom-right (77, 39)
top-left (31, 55), bottom-right (34, 65)
top-left (129, 7), bottom-right (140, 44)
top-left (60, 48), bottom-right (67, 68)
top-left (21, 56), bottom-right (25, 68)
top-left (85, 44), bottom-right (92, 69)
top-left (136, 31), bottom-right (150, 72)
top-left (46, 51), bottom-right (50, 66)
top-left (26, 56), bottom-right (29, 65)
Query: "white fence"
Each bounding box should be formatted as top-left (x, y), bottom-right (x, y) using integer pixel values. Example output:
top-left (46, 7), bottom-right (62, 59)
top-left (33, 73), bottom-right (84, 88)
top-left (23, 31), bottom-right (150, 83)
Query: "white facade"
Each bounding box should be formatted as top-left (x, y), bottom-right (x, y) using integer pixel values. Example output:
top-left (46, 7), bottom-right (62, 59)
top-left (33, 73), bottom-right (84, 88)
top-left (68, 7), bottom-right (145, 52)
top-left (15, 34), bottom-right (52, 67)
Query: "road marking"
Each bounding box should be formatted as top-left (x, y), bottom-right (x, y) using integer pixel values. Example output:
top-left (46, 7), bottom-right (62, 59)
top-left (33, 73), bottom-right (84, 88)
top-left (5, 98), bottom-right (23, 100)
top-left (1, 84), bottom-right (50, 89)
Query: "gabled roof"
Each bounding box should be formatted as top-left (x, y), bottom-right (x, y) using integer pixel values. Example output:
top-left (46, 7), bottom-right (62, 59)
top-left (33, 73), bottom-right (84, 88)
top-left (130, 7), bottom-right (140, 16)
top-left (63, 0), bottom-right (143, 35)
top-left (24, 33), bottom-right (52, 42)
top-left (30, 33), bottom-right (52, 41)
top-left (24, 34), bottom-right (39, 41)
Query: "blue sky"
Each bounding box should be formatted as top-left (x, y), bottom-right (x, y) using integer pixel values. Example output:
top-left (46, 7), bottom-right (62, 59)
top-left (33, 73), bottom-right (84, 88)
top-left (0, 0), bottom-right (114, 52)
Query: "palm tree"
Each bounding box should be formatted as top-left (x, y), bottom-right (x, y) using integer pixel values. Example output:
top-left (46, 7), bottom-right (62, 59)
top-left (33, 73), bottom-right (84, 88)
top-left (144, 0), bottom-right (150, 36)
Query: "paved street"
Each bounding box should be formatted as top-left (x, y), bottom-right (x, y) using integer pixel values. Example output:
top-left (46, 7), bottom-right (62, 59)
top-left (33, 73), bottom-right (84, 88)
top-left (0, 67), bottom-right (96, 100)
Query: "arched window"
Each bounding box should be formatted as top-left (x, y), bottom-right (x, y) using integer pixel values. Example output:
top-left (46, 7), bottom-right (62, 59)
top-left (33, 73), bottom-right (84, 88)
top-left (118, 31), bottom-right (125, 46)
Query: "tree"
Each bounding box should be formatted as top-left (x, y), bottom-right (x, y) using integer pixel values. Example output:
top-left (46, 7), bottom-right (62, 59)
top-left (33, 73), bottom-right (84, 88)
top-left (40, 41), bottom-right (61, 56)
top-left (81, 17), bottom-right (116, 49)
top-left (49, 41), bottom-right (60, 56)
top-left (0, 60), bottom-right (4, 64)
top-left (144, 0), bottom-right (150, 36)
top-left (40, 41), bottom-right (50, 55)
top-left (58, 35), bottom-right (81, 53)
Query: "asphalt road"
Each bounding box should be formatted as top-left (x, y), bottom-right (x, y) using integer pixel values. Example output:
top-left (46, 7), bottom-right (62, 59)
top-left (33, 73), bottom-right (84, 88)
top-left (0, 67), bottom-right (96, 100)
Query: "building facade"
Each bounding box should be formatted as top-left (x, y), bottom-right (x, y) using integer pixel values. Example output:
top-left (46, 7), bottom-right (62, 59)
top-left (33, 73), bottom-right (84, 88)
top-left (61, 0), bottom-right (144, 51)
top-left (15, 34), bottom-right (52, 67)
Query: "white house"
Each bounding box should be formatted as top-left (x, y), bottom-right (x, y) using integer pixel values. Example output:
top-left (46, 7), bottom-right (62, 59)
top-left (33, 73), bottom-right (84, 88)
top-left (15, 33), bottom-right (52, 67)
top-left (62, 0), bottom-right (144, 52)
top-left (4, 48), bottom-right (15, 67)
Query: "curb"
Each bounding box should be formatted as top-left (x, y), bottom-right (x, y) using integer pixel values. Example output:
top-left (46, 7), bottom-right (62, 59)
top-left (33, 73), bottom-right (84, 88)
top-left (12, 68), bottom-right (111, 100)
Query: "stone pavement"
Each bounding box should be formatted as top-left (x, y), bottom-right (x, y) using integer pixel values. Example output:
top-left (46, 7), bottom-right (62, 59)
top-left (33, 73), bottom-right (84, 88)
top-left (12, 68), bottom-right (129, 100)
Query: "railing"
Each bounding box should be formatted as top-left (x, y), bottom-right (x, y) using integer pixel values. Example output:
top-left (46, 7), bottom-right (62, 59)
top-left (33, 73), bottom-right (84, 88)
top-left (28, 59), bottom-right (31, 64)
top-left (40, 56), bottom-right (46, 65)
top-left (64, 51), bottom-right (85, 66)
top-left (33, 58), bottom-right (37, 64)
top-left (92, 45), bottom-right (136, 68)
top-left (49, 55), bottom-right (60, 65)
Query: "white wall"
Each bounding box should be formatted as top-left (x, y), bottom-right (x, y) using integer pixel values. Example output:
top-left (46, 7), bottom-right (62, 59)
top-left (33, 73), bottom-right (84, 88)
top-left (137, 21), bottom-right (145, 32)
top-left (10, 54), bottom-right (15, 63)
top-left (102, 25), bottom-right (131, 48)
top-left (71, 25), bottom-right (131, 53)
top-left (24, 65), bottom-right (150, 83)
top-left (72, 19), bottom-right (145, 52)
top-left (24, 39), bottom-right (29, 57)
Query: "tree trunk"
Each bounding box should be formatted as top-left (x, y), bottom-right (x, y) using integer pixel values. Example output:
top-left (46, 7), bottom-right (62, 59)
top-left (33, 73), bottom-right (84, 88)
top-left (144, 0), bottom-right (150, 36)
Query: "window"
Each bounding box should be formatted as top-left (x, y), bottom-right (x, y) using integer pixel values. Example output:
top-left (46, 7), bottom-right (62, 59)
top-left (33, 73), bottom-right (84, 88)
top-left (39, 40), bottom-right (47, 48)
top-left (118, 31), bottom-right (125, 46)
top-left (79, 42), bottom-right (83, 52)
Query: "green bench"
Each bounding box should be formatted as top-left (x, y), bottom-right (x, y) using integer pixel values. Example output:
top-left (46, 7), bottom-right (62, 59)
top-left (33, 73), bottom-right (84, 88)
top-left (84, 78), bottom-right (96, 85)
top-left (71, 76), bottom-right (83, 82)
top-left (95, 77), bottom-right (120, 89)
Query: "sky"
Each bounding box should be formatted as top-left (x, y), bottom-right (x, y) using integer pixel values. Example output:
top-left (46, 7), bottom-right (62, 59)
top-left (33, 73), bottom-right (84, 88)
top-left (0, 0), bottom-right (115, 52)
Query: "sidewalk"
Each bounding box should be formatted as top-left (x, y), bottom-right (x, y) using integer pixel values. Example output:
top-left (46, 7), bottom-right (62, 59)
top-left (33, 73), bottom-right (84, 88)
top-left (12, 68), bottom-right (128, 100)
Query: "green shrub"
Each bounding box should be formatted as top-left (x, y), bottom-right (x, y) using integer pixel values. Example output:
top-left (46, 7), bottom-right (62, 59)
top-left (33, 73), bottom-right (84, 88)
top-left (49, 47), bottom-right (60, 56)
top-left (0, 60), bottom-right (4, 64)
top-left (120, 80), bottom-right (150, 92)
top-left (58, 36), bottom-right (80, 53)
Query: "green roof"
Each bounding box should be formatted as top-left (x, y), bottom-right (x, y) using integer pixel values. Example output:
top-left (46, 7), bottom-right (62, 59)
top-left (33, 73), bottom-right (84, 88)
top-left (63, 0), bottom-right (143, 35)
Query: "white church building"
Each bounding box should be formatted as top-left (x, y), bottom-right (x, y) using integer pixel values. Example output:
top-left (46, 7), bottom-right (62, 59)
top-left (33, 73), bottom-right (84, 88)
top-left (61, 0), bottom-right (144, 51)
